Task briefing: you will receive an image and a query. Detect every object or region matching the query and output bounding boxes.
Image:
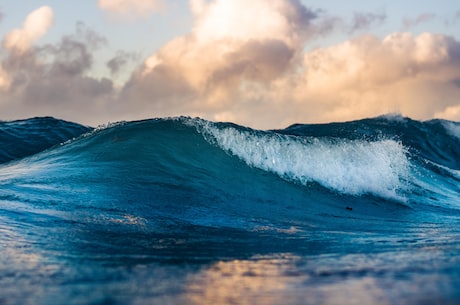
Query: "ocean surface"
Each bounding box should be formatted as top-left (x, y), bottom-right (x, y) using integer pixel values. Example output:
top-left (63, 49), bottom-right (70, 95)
top-left (0, 115), bottom-right (459, 305)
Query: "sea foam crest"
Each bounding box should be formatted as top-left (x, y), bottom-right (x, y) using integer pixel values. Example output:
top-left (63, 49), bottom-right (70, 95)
top-left (442, 121), bottom-right (460, 140)
top-left (196, 121), bottom-right (410, 200)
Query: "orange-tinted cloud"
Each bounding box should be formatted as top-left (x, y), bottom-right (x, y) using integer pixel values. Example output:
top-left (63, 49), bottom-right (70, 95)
top-left (98, 0), bottom-right (164, 18)
top-left (0, 65), bottom-right (10, 91)
top-left (120, 0), bottom-right (460, 128)
top-left (121, 0), bottom-right (318, 123)
top-left (294, 32), bottom-right (460, 123)
top-left (1, 1), bottom-right (460, 128)
top-left (2, 6), bottom-right (53, 53)
top-left (0, 6), bottom-right (53, 91)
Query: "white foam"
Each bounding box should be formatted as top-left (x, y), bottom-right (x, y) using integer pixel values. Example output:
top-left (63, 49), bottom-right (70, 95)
top-left (442, 121), bottom-right (460, 141)
top-left (196, 122), bottom-right (410, 200)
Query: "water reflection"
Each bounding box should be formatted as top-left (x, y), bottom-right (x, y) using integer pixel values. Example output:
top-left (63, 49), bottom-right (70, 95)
top-left (186, 255), bottom-right (306, 305)
top-left (184, 251), bottom-right (459, 305)
top-left (184, 254), bottom-right (384, 305)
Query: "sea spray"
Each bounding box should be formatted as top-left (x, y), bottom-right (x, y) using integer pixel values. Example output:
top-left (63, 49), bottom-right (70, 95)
top-left (191, 119), bottom-right (411, 200)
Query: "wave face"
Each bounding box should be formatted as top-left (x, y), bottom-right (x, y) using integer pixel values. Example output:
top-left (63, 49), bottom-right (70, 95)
top-left (1, 116), bottom-right (460, 305)
top-left (0, 116), bottom-right (91, 163)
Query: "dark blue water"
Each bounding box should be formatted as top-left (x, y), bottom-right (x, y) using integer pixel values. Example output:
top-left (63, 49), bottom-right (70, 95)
top-left (0, 117), bottom-right (91, 164)
top-left (1, 115), bottom-right (459, 304)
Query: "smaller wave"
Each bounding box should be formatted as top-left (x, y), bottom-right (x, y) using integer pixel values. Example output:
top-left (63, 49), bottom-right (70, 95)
top-left (191, 119), bottom-right (410, 200)
top-left (0, 117), bottom-right (91, 164)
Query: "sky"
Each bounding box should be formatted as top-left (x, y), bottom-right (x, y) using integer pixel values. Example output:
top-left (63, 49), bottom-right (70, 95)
top-left (1, 0), bottom-right (460, 128)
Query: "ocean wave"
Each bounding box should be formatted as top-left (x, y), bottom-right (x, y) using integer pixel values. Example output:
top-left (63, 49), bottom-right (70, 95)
top-left (2, 116), bottom-right (459, 208)
top-left (1, 115), bottom-right (460, 304)
top-left (193, 119), bottom-right (410, 200)
top-left (0, 117), bottom-right (91, 164)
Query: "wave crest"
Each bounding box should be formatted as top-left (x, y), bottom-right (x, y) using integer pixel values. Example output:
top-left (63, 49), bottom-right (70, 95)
top-left (195, 120), bottom-right (410, 200)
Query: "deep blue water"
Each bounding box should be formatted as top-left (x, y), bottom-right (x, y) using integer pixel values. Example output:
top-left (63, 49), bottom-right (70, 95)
top-left (0, 115), bottom-right (459, 304)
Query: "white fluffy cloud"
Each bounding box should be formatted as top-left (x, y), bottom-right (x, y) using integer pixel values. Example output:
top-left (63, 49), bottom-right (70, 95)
top-left (1, 1), bottom-right (460, 128)
top-left (294, 32), bottom-right (460, 123)
top-left (0, 6), bottom-right (53, 91)
top-left (98, 0), bottom-right (164, 18)
top-left (120, 0), bottom-right (460, 128)
top-left (122, 0), bottom-right (317, 122)
top-left (2, 6), bottom-right (53, 53)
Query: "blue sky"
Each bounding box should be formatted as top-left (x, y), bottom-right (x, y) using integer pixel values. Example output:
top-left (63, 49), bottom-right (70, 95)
top-left (2, 1), bottom-right (458, 45)
top-left (1, 0), bottom-right (460, 128)
top-left (1, 1), bottom-right (193, 81)
top-left (3, 1), bottom-right (458, 63)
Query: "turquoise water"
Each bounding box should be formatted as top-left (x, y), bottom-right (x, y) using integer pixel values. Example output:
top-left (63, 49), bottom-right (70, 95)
top-left (1, 116), bottom-right (459, 304)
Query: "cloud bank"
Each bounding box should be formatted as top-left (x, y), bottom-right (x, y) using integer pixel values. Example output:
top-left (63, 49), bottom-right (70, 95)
top-left (0, 17), bottom-right (115, 123)
top-left (298, 32), bottom-right (460, 123)
top-left (120, 0), bottom-right (460, 127)
top-left (121, 0), bottom-right (318, 124)
top-left (1, 1), bottom-right (460, 128)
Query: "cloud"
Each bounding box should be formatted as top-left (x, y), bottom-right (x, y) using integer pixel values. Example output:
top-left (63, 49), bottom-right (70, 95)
top-left (435, 105), bottom-right (460, 121)
top-left (106, 50), bottom-right (139, 76)
top-left (0, 65), bottom-right (10, 91)
top-left (2, 6), bottom-right (53, 53)
top-left (289, 32), bottom-right (460, 124)
top-left (121, 0), bottom-right (318, 119)
top-left (1, 1), bottom-right (460, 127)
top-left (123, 16), bottom-right (460, 128)
top-left (98, 0), bottom-right (164, 18)
top-left (189, 0), bottom-right (205, 16)
top-left (0, 22), bottom-right (115, 124)
top-left (349, 11), bottom-right (386, 33)
top-left (403, 13), bottom-right (436, 29)
top-left (117, 0), bottom-right (460, 127)
top-left (219, 32), bottom-right (460, 126)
